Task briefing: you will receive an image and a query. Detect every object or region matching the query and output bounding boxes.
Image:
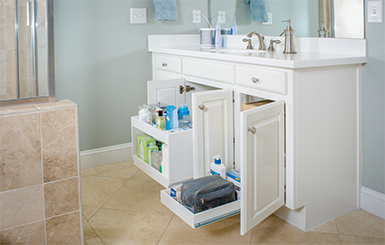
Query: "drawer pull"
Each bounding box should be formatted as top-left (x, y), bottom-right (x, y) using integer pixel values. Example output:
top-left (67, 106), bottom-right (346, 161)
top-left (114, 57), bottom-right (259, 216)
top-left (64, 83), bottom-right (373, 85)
top-left (162, 62), bottom-right (168, 67)
top-left (198, 104), bottom-right (205, 110)
top-left (252, 77), bottom-right (259, 83)
top-left (247, 127), bottom-right (256, 134)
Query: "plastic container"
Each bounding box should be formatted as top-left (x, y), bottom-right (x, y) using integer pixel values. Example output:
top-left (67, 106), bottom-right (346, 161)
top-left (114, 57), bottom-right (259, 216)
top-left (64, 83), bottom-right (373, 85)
top-left (230, 16), bottom-right (237, 35)
top-left (178, 103), bottom-right (190, 128)
top-left (138, 104), bottom-right (152, 124)
top-left (210, 155), bottom-right (226, 179)
top-left (156, 110), bottom-right (166, 131)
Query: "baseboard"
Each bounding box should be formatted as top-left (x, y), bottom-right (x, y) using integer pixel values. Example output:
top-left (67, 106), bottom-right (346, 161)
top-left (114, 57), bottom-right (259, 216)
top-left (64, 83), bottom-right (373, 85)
top-left (360, 186), bottom-right (385, 219)
top-left (80, 143), bottom-right (132, 170)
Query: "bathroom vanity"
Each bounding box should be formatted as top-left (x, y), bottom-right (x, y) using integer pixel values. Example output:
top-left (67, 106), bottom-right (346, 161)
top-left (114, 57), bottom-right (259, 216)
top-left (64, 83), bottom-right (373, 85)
top-left (131, 34), bottom-right (367, 235)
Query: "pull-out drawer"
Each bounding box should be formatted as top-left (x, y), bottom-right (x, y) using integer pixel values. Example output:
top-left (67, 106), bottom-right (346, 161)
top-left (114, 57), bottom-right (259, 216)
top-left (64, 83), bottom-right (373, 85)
top-left (155, 55), bottom-right (182, 74)
top-left (236, 65), bottom-right (287, 95)
top-left (183, 58), bottom-right (235, 84)
top-left (161, 189), bottom-right (240, 228)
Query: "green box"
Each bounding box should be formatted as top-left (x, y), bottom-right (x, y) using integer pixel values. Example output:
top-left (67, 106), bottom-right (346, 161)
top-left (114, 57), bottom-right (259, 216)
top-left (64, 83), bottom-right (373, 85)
top-left (140, 137), bottom-right (156, 163)
top-left (137, 135), bottom-right (149, 157)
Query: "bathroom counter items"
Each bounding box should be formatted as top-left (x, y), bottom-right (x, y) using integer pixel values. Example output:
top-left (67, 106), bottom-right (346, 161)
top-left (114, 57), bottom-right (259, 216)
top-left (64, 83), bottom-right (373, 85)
top-left (148, 34), bottom-right (367, 69)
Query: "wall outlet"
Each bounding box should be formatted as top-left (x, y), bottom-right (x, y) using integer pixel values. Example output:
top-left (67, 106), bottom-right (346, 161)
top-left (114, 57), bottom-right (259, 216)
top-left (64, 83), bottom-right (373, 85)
top-left (130, 8), bottom-right (147, 24)
top-left (368, 1), bottom-right (383, 23)
top-left (262, 13), bottom-right (273, 25)
top-left (218, 11), bottom-right (226, 24)
top-left (193, 10), bottom-right (201, 23)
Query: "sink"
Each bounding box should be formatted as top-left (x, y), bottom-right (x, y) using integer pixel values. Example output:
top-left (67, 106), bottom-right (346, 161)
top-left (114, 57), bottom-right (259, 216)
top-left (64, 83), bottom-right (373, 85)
top-left (207, 49), bottom-right (266, 54)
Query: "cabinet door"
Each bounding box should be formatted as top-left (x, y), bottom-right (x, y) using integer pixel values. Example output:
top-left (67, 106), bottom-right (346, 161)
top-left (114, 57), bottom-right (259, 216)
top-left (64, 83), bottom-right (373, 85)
top-left (191, 89), bottom-right (234, 178)
top-left (147, 78), bottom-right (185, 106)
top-left (240, 101), bottom-right (285, 235)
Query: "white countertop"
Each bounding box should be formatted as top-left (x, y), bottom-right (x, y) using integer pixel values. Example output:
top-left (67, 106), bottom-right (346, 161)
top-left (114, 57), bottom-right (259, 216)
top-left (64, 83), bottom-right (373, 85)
top-left (148, 35), bottom-right (367, 69)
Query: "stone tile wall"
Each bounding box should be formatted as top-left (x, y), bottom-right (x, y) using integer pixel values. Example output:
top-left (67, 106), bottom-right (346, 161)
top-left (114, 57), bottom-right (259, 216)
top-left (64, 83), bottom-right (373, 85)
top-left (0, 100), bottom-right (83, 244)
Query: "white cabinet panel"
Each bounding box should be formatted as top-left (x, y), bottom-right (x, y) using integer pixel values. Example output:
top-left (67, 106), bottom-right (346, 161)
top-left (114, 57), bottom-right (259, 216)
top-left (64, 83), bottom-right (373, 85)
top-left (192, 89), bottom-right (234, 178)
top-left (147, 79), bottom-right (185, 106)
top-left (240, 101), bottom-right (285, 235)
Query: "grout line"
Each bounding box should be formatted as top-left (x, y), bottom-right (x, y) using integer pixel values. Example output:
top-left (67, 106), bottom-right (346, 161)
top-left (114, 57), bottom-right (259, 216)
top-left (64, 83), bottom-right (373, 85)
top-left (334, 219), bottom-right (343, 245)
top-left (156, 214), bottom-right (175, 245)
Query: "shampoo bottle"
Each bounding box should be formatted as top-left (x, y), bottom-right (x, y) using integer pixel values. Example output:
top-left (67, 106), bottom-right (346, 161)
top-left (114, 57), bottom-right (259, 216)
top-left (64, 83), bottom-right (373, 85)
top-left (215, 19), bottom-right (222, 49)
top-left (210, 155), bottom-right (226, 179)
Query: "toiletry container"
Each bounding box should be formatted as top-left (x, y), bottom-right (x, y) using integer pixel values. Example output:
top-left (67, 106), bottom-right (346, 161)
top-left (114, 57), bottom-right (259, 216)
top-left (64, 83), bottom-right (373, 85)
top-left (282, 19), bottom-right (297, 54)
top-left (156, 109), bottom-right (166, 131)
top-left (178, 103), bottom-right (190, 128)
top-left (230, 16), bottom-right (237, 35)
top-left (210, 155), bottom-right (226, 179)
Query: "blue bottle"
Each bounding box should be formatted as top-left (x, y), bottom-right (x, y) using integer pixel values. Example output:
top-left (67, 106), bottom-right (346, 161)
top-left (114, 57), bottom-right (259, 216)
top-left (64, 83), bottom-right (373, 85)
top-left (178, 103), bottom-right (190, 128)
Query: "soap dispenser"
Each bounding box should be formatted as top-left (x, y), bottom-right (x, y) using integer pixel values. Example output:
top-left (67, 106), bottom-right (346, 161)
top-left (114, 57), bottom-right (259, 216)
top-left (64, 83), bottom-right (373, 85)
top-left (282, 19), bottom-right (297, 54)
top-left (318, 20), bottom-right (328, 38)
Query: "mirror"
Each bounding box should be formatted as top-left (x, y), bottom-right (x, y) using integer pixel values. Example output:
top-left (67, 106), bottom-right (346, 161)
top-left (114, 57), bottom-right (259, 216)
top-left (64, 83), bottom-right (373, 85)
top-left (209, 0), bottom-right (364, 38)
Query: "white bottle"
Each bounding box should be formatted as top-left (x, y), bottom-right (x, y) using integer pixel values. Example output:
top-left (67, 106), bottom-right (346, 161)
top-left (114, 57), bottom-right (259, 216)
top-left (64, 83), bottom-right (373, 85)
top-left (210, 155), bottom-right (226, 179)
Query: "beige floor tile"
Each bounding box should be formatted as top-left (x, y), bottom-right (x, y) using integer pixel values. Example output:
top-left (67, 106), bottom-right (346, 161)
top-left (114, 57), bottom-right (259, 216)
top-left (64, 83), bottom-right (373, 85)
top-left (336, 216), bottom-right (385, 238)
top-left (94, 161), bottom-right (133, 174)
top-left (83, 206), bottom-right (100, 220)
top-left (130, 169), bottom-right (156, 182)
top-left (81, 175), bottom-right (127, 208)
top-left (103, 179), bottom-right (174, 217)
top-left (96, 165), bottom-right (139, 179)
top-left (83, 216), bottom-right (97, 240)
top-left (257, 214), bottom-right (299, 231)
top-left (347, 209), bottom-right (385, 233)
top-left (81, 168), bottom-right (98, 177)
top-left (85, 237), bottom-right (104, 245)
top-left (340, 235), bottom-right (385, 245)
top-left (251, 226), bottom-right (341, 244)
top-left (158, 215), bottom-right (252, 245)
top-left (88, 208), bottom-right (172, 245)
top-left (310, 220), bottom-right (339, 234)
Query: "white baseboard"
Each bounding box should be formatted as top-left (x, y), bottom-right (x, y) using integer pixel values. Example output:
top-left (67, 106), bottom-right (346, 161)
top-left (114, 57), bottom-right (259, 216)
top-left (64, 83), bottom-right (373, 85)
top-left (360, 186), bottom-right (385, 219)
top-left (80, 143), bottom-right (132, 170)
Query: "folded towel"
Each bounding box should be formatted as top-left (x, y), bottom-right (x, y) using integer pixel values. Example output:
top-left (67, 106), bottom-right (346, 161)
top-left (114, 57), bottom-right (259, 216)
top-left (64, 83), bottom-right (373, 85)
top-left (153, 0), bottom-right (178, 21)
top-left (245, 0), bottom-right (268, 22)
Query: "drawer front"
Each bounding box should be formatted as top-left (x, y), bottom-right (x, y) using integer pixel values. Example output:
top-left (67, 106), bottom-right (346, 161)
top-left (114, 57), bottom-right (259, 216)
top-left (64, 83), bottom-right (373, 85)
top-left (155, 55), bottom-right (182, 73)
top-left (183, 58), bottom-right (235, 84)
top-left (236, 66), bottom-right (287, 94)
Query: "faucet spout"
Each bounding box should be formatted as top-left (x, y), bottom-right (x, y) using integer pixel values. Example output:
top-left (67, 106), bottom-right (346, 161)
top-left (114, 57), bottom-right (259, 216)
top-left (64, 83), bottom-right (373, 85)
top-left (246, 32), bottom-right (266, 50)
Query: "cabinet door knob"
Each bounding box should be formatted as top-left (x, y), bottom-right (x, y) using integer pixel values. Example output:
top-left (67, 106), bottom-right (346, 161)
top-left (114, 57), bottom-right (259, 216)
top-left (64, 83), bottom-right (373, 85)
top-left (247, 127), bottom-right (256, 134)
top-left (162, 62), bottom-right (167, 67)
top-left (252, 77), bottom-right (259, 83)
top-left (198, 104), bottom-right (205, 110)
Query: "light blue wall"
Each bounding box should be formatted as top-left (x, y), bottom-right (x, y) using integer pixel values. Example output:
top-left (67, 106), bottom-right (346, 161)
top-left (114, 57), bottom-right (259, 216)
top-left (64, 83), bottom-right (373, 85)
top-left (55, 0), bottom-right (209, 151)
top-left (362, 0), bottom-right (385, 194)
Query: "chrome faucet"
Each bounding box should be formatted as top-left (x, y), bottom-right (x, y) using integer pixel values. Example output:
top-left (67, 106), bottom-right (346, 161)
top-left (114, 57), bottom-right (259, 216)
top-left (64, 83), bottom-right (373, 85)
top-left (246, 32), bottom-right (266, 50)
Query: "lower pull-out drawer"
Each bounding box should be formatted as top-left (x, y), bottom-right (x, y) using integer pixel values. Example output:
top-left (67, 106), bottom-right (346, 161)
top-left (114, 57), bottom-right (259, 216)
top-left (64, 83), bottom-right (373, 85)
top-left (160, 189), bottom-right (240, 228)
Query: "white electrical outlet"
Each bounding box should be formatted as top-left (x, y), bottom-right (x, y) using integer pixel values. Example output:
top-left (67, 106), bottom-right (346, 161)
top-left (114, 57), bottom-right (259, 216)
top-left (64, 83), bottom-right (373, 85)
top-left (193, 10), bottom-right (201, 23)
top-left (368, 1), bottom-right (383, 23)
top-left (218, 11), bottom-right (226, 23)
top-left (262, 13), bottom-right (273, 25)
top-left (130, 8), bottom-right (147, 24)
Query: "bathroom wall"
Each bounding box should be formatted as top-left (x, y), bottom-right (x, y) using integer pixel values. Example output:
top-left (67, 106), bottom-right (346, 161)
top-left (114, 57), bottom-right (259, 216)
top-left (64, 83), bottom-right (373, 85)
top-left (0, 100), bottom-right (83, 244)
top-left (362, 0), bottom-right (385, 195)
top-left (54, 0), bottom-right (209, 151)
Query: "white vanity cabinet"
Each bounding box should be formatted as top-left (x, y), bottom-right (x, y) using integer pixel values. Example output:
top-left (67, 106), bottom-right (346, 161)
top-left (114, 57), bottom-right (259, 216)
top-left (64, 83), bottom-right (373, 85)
top-left (134, 35), bottom-right (366, 234)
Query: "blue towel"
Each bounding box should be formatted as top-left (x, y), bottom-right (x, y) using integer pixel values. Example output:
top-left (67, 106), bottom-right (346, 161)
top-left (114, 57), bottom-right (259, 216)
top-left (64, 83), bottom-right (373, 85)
top-left (153, 0), bottom-right (178, 21)
top-left (245, 0), bottom-right (268, 22)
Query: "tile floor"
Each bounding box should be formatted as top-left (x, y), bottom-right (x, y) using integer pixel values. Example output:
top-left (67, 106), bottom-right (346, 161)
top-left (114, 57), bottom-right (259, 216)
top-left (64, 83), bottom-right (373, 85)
top-left (81, 161), bottom-right (385, 245)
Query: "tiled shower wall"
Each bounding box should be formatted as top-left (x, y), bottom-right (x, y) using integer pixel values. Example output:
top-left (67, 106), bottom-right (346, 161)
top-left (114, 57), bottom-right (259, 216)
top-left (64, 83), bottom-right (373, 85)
top-left (0, 100), bottom-right (83, 244)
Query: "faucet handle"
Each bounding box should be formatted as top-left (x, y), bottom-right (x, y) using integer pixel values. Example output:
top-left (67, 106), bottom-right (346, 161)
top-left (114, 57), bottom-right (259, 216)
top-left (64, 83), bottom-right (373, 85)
top-left (242, 38), bottom-right (253, 50)
top-left (268, 39), bottom-right (281, 51)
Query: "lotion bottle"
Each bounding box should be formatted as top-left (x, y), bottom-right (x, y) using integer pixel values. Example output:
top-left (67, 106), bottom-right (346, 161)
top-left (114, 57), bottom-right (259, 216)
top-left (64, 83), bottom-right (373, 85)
top-left (210, 155), bottom-right (226, 179)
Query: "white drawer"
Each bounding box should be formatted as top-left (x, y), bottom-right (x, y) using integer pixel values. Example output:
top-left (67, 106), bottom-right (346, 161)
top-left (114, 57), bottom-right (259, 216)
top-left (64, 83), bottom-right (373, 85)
top-left (183, 58), bottom-right (235, 84)
top-left (155, 55), bottom-right (182, 73)
top-left (236, 66), bottom-right (287, 95)
top-left (161, 189), bottom-right (240, 228)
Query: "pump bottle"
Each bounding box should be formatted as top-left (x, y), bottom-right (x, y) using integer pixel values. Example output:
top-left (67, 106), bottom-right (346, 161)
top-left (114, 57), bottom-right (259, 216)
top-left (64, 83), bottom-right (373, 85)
top-left (210, 155), bottom-right (226, 179)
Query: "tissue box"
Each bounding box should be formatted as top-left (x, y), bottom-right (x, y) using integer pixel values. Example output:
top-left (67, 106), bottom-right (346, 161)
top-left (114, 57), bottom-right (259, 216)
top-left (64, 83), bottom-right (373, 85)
top-left (140, 137), bottom-right (156, 163)
top-left (137, 135), bottom-right (148, 157)
top-left (147, 145), bottom-right (158, 166)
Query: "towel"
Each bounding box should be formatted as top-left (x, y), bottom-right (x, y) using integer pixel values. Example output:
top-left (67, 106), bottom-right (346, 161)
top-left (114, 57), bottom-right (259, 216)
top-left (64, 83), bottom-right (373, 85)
top-left (245, 0), bottom-right (268, 22)
top-left (153, 0), bottom-right (178, 21)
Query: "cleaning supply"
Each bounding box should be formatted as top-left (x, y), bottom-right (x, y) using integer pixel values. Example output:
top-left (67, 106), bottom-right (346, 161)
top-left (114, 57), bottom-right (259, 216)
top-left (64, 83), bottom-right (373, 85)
top-left (156, 108), bottom-right (166, 130)
top-left (178, 104), bottom-right (190, 128)
top-left (210, 155), bottom-right (226, 179)
top-left (214, 19), bottom-right (222, 49)
top-left (230, 16), bottom-right (237, 35)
